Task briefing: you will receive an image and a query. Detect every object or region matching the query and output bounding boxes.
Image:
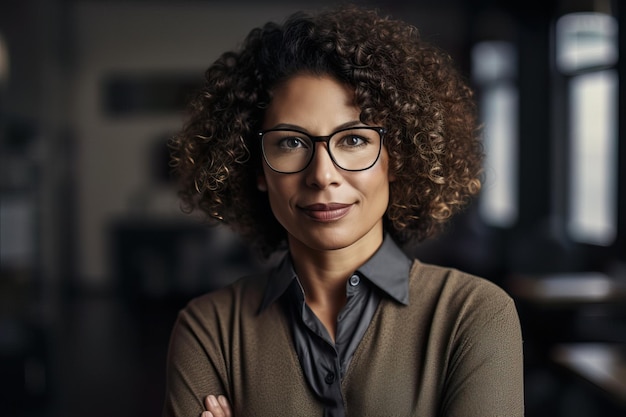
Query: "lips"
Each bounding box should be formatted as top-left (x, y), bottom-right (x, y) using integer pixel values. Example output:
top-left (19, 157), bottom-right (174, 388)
top-left (299, 203), bottom-right (353, 222)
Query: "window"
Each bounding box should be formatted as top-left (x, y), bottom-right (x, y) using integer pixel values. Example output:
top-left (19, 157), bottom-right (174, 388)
top-left (555, 12), bottom-right (619, 246)
top-left (472, 41), bottom-right (519, 228)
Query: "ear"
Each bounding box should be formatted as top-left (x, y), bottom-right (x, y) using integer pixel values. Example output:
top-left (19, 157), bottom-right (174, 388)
top-left (257, 174), bottom-right (268, 192)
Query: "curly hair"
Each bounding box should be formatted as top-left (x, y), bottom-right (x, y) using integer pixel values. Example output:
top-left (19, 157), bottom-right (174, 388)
top-left (170, 5), bottom-right (483, 257)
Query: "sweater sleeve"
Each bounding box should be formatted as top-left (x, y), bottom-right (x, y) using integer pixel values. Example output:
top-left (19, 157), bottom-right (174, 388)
top-left (162, 295), bottom-right (231, 417)
top-left (441, 288), bottom-right (524, 417)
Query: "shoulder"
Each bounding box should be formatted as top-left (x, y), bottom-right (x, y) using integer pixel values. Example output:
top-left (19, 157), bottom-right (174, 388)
top-left (408, 259), bottom-right (517, 325)
top-left (410, 259), bottom-right (512, 301)
top-left (403, 260), bottom-right (522, 363)
top-left (178, 273), bottom-right (271, 328)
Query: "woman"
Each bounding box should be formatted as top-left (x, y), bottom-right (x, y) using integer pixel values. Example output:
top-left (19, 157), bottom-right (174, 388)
top-left (164, 5), bottom-right (523, 417)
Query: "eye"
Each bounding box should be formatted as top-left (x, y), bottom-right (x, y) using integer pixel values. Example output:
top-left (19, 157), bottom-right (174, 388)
top-left (279, 136), bottom-right (307, 149)
top-left (348, 136), bottom-right (365, 146)
top-left (337, 134), bottom-right (368, 148)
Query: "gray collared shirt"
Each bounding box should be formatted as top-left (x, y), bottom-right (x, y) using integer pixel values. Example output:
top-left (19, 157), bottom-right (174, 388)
top-left (259, 235), bottom-right (412, 417)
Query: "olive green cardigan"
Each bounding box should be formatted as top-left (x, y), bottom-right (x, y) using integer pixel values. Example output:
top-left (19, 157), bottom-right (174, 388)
top-left (163, 260), bottom-right (524, 417)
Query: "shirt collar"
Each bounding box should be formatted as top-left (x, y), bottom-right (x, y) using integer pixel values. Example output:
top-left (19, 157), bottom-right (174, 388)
top-left (258, 234), bottom-right (411, 312)
top-left (359, 234), bottom-right (411, 305)
top-left (259, 252), bottom-right (298, 312)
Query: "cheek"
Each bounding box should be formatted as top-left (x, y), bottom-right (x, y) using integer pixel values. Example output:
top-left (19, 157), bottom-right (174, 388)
top-left (353, 170), bottom-right (391, 204)
top-left (370, 171), bottom-right (392, 206)
top-left (366, 155), bottom-right (392, 191)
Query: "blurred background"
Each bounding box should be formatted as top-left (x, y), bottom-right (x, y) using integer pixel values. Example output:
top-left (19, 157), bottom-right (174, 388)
top-left (0, 0), bottom-right (624, 416)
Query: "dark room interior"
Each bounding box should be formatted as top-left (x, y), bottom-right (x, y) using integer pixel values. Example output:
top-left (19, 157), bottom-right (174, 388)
top-left (1, 0), bottom-right (625, 416)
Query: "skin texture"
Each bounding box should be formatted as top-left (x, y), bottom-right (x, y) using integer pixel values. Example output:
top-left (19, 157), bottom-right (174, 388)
top-left (259, 74), bottom-right (391, 256)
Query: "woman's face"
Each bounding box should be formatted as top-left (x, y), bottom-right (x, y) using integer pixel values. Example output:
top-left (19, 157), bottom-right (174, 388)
top-left (259, 74), bottom-right (393, 253)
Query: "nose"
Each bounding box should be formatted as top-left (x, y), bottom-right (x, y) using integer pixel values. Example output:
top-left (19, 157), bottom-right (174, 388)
top-left (305, 142), bottom-right (342, 189)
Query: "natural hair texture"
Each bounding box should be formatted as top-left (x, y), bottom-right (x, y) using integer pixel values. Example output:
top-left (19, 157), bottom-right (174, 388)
top-left (169, 5), bottom-right (483, 257)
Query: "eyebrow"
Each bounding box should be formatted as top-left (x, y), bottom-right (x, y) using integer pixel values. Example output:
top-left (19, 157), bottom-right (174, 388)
top-left (267, 120), bottom-right (365, 133)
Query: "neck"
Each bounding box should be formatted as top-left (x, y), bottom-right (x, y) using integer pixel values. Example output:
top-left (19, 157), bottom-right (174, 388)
top-left (287, 229), bottom-right (384, 340)
top-left (288, 230), bottom-right (383, 290)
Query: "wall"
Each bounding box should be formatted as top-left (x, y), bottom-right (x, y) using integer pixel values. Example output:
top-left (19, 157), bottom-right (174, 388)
top-left (71, 1), bottom-right (323, 286)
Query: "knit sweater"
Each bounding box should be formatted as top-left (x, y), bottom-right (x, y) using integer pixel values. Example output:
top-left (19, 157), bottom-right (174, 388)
top-left (163, 259), bottom-right (524, 417)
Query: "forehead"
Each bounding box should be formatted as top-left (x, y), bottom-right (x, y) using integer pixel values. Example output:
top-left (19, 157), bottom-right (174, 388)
top-left (262, 74), bottom-right (360, 132)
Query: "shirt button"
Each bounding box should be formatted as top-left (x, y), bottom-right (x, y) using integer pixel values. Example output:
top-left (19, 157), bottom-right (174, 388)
top-left (325, 372), bottom-right (336, 384)
top-left (349, 274), bottom-right (360, 287)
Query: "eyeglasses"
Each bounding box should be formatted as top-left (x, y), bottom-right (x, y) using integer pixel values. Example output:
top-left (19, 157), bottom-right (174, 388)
top-left (259, 126), bottom-right (386, 174)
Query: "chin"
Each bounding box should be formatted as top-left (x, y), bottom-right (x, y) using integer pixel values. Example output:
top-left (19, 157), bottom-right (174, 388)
top-left (305, 230), bottom-right (362, 251)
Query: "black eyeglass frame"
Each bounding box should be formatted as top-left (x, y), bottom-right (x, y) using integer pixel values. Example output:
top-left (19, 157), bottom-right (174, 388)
top-left (258, 126), bottom-right (387, 174)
